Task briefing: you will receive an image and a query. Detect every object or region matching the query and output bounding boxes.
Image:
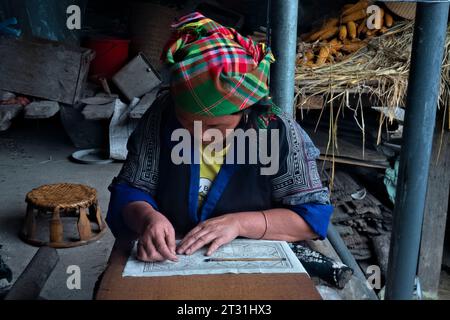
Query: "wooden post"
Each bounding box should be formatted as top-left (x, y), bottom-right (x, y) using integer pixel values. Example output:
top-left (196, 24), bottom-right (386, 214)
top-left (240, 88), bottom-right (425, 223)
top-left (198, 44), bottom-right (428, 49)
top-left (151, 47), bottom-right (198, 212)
top-left (78, 207), bottom-right (92, 241)
top-left (95, 202), bottom-right (104, 229)
top-left (50, 207), bottom-right (63, 243)
top-left (22, 204), bottom-right (36, 239)
top-left (418, 126), bottom-right (450, 299)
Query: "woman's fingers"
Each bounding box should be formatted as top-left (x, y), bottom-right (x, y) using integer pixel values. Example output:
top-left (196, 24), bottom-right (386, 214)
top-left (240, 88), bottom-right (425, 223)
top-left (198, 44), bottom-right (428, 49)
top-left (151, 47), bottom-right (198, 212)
top-left (184, 232), bottom-right (217, 255)
top-left (137, 241), bottom-right (149, 261)
top-left (154, 231), bottom-right (178, 261)
top-left (137, 239), bottom-right (165, 262)
top-left (177, 225), bottom-right (211, 254)
top-left (178, 224), bottom-right (203, 248)
top-left (165, 227), bottom-right (177, 255)
top-left (206, 238), bottom-right (226, 256)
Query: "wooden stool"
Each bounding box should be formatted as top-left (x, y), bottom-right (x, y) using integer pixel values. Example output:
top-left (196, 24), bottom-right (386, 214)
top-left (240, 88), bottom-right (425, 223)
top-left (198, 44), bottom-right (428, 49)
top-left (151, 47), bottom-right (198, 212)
top-left (20, 183), bottom-right (107, 248)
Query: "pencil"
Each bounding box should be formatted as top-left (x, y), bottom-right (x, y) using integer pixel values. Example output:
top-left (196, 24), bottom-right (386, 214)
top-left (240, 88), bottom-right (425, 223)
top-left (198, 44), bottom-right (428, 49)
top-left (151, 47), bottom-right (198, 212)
top-left (204, 257), bottom-right (287, 262)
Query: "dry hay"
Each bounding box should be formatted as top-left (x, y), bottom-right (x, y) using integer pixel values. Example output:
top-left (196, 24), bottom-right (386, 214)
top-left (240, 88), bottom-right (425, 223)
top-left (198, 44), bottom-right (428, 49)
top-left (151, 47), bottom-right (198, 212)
top-left (295, 21), bottom-right (450, 186)
top-left (296, 20), bottom-right (450, 127)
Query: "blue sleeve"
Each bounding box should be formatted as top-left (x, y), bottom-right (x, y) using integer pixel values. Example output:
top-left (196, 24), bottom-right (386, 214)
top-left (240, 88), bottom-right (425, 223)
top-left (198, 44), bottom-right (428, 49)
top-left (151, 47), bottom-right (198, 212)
top-left (106, 183), bottom-right (159, 238)
top-left (285, 203), bottom-right (334, 240)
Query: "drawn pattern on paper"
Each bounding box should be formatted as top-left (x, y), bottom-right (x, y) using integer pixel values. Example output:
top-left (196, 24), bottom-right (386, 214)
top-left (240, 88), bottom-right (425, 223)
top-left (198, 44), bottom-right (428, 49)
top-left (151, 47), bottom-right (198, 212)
top-left (123, 239), bottom-right (307, 277)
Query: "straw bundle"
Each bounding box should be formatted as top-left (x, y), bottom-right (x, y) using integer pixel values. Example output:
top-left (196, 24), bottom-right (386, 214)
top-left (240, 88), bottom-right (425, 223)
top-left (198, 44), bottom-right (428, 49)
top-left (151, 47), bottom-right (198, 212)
top-left (295, 21), bottom-right (450, 183)
top-left (296, 21), bottom-right (450, 143)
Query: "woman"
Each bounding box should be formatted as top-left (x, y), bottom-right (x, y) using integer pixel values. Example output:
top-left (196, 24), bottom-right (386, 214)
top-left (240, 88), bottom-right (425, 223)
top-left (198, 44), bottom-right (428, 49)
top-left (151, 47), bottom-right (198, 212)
top-left (106, 12), bottom-right (333, 262)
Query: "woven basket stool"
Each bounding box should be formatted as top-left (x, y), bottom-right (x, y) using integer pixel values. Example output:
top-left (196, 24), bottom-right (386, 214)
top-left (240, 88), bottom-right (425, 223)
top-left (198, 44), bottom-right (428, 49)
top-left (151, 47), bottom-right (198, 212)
top-left (20, 183), bottom-right (107, 248)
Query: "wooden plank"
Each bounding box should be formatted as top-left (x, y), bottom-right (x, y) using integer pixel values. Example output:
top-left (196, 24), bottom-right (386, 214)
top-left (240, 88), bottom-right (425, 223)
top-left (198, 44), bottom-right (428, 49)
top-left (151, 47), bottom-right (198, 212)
top-left (80, 96), bottom-right (117, 105)
top-left (305, 127), bottom-right (389, 165)
top-left (95, 240), bottom-right (321, 300)
top-left (130, 91), bottom-right (158, 119)
top-left (112, 53), bottom-right (161, 101)
top-left (418, 127), bottom-right (450, 299)
top-left (82, 102), bottom-right (115, 120)
top-left (319, 155), bottom-right (389, 169)
top-left (5, 247), bottom-right (59, 300)
top-left (0, 37), bottom-right (93, 105)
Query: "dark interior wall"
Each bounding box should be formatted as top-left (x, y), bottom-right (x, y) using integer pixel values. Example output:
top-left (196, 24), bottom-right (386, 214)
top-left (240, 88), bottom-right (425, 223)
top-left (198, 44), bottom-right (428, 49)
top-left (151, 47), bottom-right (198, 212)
top-left (81, 0), bottom-right (349, 41)
top-left (0, 0), bottom-right (87, 44)
top-left (219, 0), bottom-right (351, 33)
top-left (82, 0), bottom-right (131, 38)
top-left (0, 0), bottom-right (351, 43)
top-left (297, 0), bottom-right (350, 32)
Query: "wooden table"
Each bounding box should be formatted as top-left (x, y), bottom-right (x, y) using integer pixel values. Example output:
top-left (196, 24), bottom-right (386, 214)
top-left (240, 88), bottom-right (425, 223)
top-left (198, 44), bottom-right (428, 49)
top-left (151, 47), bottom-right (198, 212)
top-left (95, 240), bottom-right (321, 300)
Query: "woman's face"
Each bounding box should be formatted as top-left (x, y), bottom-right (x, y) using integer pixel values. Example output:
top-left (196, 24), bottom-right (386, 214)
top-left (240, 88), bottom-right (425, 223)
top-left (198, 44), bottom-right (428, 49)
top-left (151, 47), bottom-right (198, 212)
top-left (175, 107), bottom-right (243, 145)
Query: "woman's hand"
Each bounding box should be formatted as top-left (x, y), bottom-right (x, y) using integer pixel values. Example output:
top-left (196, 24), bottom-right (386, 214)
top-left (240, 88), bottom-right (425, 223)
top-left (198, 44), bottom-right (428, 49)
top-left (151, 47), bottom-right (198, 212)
top-left (177, 214), bottom-right (241, 256)
top-left (137, 209), bottom-right (178, 262)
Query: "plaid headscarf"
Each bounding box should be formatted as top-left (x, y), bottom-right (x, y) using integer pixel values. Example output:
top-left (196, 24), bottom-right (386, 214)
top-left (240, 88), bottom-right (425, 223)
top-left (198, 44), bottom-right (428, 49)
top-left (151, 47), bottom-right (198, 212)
top-left (162, 12), bottom-right (275, 117)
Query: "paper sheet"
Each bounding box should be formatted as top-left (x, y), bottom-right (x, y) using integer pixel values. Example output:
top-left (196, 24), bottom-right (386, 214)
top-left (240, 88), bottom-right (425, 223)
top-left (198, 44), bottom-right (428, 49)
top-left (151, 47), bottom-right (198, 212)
top-left (123, 239), bottom-right (307, 277)
top-left (109, 98), bottom-right (139, 160)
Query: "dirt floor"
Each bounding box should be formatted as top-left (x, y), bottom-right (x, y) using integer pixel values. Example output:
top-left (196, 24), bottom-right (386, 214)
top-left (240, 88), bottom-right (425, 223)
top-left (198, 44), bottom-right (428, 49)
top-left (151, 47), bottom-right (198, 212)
top-left (0, 117), bottom-right (120, 299)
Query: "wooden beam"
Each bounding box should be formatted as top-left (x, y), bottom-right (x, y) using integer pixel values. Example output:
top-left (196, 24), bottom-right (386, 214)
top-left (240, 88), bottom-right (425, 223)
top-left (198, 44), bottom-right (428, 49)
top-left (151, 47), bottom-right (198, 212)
top-left (418, 126), bottom-right (450, 299)
top-left (5, 247), bottom-right (59, 300)
top-left (82, 102), bottom-right (115, 120)
top-left (0, 37), bottom-right (93, 105)
top-left (130, 91), bottom-right (158, 119)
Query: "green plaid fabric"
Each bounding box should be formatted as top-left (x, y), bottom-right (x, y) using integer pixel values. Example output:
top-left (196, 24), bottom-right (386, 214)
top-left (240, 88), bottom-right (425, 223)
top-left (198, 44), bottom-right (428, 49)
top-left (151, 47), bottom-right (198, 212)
top-left (162, 12), bottom-right (275, 117)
